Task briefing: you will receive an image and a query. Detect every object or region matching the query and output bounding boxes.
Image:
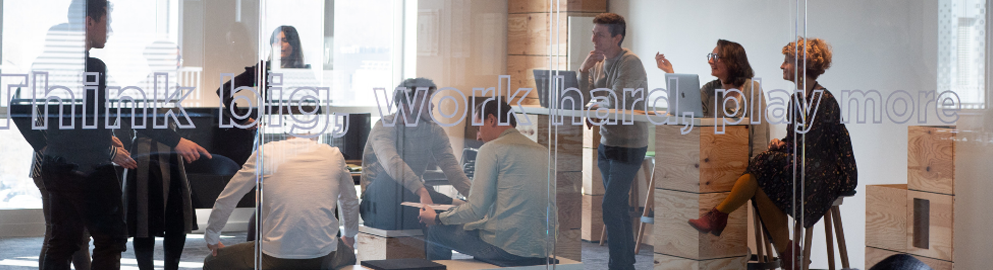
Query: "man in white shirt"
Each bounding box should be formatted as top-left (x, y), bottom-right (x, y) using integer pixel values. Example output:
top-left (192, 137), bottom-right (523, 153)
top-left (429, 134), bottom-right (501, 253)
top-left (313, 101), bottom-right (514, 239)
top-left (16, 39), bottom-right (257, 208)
top-left (418, 101), bottom-right (556, 263)
top-left (202, 137), bottom-right (359, 270)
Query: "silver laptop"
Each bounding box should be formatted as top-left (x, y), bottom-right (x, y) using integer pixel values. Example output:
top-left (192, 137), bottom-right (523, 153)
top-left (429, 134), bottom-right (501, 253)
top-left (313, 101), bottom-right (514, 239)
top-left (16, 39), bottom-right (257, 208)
top-left (533, 70), bottom-right (582, 110)
top-left (665, 73), bottom-right (703, 117)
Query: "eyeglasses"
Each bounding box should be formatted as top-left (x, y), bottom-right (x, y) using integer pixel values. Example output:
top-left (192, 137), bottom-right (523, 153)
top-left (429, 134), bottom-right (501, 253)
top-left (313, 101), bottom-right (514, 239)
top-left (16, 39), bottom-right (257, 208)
top-left (707, 53), bottom-right (719, 62)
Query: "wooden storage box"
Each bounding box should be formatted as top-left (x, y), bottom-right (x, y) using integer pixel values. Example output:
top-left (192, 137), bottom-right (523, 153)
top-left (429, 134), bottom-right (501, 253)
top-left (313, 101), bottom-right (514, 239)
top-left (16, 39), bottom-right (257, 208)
top-left (906, 190), bottom-right (954, 261)
top-left (656, 126), bottom-right (749, 193)
top-left (907, 126), bottom-right (956, 195)
top-left (356, 226), bottom-right (425, 261)
top-left (653, 253), bottom-right (747, 270)
top-left (581, 194), bottom-right (604, 241)
top-left (654, 189), bottom-right (747, 260)
top-left (556, 228), bottom-right (582, 262)
top-left (582, 147), bottom-right (604, 195)
top-left (866, 184), bottom-right (908, 252)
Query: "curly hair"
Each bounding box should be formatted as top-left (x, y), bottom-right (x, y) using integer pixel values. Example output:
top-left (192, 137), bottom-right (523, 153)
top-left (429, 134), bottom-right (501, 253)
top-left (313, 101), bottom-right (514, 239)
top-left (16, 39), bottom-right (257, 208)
top-left (782, 37), bottom-right (832, 79)
top-left (716, 39), bottom-right (754, 87)
top-left (593, 13), bottom-right (626, 47)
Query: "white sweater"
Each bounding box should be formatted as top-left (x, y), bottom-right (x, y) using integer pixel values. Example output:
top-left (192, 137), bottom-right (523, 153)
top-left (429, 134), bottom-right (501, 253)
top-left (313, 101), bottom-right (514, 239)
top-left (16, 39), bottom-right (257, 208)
top-left (205, 137), bottom-right (359, 259)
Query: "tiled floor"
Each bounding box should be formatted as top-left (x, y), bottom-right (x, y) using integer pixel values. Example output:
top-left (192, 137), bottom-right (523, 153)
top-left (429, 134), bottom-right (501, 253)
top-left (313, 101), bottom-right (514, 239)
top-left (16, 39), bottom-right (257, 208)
top-left (0, 233), bottom-right (654, 269)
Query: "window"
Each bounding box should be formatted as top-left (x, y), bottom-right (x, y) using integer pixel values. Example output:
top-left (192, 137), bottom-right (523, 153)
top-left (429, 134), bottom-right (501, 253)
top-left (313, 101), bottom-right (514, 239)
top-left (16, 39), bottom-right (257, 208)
top-left (938, 0), bottom-right (987, 109)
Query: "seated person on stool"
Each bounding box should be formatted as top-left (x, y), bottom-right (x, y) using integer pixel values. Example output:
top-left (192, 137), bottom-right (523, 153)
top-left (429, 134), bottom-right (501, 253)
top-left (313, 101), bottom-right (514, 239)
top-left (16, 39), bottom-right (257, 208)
top-left (687, 38), bottom-right (857, 270)
top-left (202, 136), bottom-right (358, 270)
top-left (360, 77), bottom-right (472, 230)
top-left (418, 101), bottom-right (556, 263)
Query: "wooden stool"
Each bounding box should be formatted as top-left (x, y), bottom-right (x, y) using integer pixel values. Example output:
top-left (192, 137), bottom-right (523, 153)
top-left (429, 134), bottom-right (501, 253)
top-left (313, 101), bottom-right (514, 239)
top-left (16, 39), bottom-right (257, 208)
top-left (750, 190), bottom-right (856, 270)
top-left (748, 201), bottom-right (780, 270)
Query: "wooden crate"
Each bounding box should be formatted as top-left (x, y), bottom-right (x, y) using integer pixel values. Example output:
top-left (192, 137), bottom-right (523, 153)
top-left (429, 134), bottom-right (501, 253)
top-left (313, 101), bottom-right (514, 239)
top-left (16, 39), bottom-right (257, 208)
top-left (656, 126), bottom-right (749, 193)
top-left (558, 172), bottom-right (582, 231)
top-left (583, 125), bottom-right (601, 149)
top-left (513, 114), bottom-right (583, 172)
top-left (906, 190), bottom-right (954, 261)
top-left (653, 253), bottom-right (747, 270)
top-left (582, 147), bottom-right (604, 195)
top-left (356, 227), bottom-right (425, 261)
top-left (865, 247), bottom-right (953, 270)
top-left (654, 189), bottom-right (747, 260)
top-left (556, 228), bottom-right (582, 261)
top-left (516, 114), bottom-right (539, 142)
top-left (531, 115), bottom-right (584, 172)
top-left (581, 194), bottom-right (604, 241)
top-left (866, 184), bottom-right (908, 252)
top-left (907, 126), bottom-right (956, 195)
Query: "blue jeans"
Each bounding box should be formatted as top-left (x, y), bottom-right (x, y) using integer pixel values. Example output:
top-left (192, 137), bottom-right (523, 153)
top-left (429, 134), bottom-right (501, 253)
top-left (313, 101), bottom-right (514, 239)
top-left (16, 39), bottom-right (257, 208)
top-left (425, 224), bottom-right (532, 262)
top-left (597, 144), bottom-right (647, 270)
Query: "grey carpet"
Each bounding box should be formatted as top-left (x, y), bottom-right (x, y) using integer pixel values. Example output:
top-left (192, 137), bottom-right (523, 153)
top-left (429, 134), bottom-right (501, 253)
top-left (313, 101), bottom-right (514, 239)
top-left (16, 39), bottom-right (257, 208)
top-left (0, 233), bottom-right (655, 269)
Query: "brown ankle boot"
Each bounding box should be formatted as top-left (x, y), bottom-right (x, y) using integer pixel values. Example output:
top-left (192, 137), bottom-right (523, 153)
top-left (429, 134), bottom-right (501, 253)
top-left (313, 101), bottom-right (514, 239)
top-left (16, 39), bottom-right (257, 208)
top-left (780, 240), bottom-right (806, 270)
top-left (687, 208), bottom-right (729, 236)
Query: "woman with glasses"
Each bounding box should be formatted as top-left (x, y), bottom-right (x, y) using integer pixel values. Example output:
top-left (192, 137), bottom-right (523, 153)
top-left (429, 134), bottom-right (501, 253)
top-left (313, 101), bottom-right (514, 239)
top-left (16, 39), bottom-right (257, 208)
top-left (687, 38), bottom-right (858, 270)
top-left (657, 39), bottom-right (770, 159)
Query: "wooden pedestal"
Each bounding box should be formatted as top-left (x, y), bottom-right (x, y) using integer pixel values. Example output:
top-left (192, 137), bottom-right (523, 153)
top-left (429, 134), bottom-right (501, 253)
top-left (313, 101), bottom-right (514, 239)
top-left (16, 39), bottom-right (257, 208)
top-left (866, 184), bottom-right (908, 251)
top-left (652, 125), bottom-right (749, 269)
top-left (653, 253), bottom-right (747, 270)
top-left (907, 126), bottom-right (956, 195)
top-left (654, 189), bottom-right (748, 260)
top-left (656, 126), bottom-right (749, 193)
top-left (356, 226), bottom-right (425, 261)
top-left (581, 194), bottom-right (604, 241)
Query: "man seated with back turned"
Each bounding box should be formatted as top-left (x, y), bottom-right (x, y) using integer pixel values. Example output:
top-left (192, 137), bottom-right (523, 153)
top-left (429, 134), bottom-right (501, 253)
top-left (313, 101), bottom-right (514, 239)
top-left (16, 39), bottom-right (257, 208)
top-left (419, 100), bottom-right (557, 264)
top-left (202, 136), bottom-right (358, 270)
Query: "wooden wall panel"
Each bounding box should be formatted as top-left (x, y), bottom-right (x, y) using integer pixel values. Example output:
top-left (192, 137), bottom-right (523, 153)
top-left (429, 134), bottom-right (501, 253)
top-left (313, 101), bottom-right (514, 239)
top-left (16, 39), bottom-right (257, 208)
top-left (506, 13), bottom-right (567, 56)
top-left (506, 55), bottom-right (567, 100)
top-left (509, 0), bottom-right (607, 14)
top-left (866, 184), bottom-right (909, 252)
top-left (907, 126), bottom-right (956, 195)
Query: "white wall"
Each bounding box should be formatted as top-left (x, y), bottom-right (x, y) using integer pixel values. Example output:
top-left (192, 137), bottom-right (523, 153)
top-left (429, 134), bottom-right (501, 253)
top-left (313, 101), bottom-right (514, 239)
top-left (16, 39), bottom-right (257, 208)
top-left (416, 0), bottom-right (508, 160)
top-left (613, 0), bottom-right (992, 269)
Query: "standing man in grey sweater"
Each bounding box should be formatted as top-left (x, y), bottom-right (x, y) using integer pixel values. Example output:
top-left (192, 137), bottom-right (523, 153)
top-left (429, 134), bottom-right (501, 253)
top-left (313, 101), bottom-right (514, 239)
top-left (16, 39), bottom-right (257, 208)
top-left (577, 13), bottom-right (648, 270)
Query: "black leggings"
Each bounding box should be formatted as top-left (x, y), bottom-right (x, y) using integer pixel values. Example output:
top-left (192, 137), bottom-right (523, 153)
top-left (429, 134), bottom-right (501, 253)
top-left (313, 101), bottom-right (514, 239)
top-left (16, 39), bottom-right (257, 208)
top-left (133, 233), bottom-right (186, 270)
top-left (133, 176), bottom-right (188, 270)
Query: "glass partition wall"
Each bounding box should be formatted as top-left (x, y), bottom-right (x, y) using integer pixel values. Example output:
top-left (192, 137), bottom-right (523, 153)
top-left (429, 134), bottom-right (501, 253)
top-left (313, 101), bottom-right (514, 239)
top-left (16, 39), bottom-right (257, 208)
top-left (1, 1), bottom-right (991, 270)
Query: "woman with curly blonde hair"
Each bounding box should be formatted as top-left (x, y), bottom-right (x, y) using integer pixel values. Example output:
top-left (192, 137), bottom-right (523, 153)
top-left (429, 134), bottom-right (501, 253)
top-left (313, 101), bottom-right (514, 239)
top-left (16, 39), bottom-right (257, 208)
top-left (688, 38), bottom-right (857, 270)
